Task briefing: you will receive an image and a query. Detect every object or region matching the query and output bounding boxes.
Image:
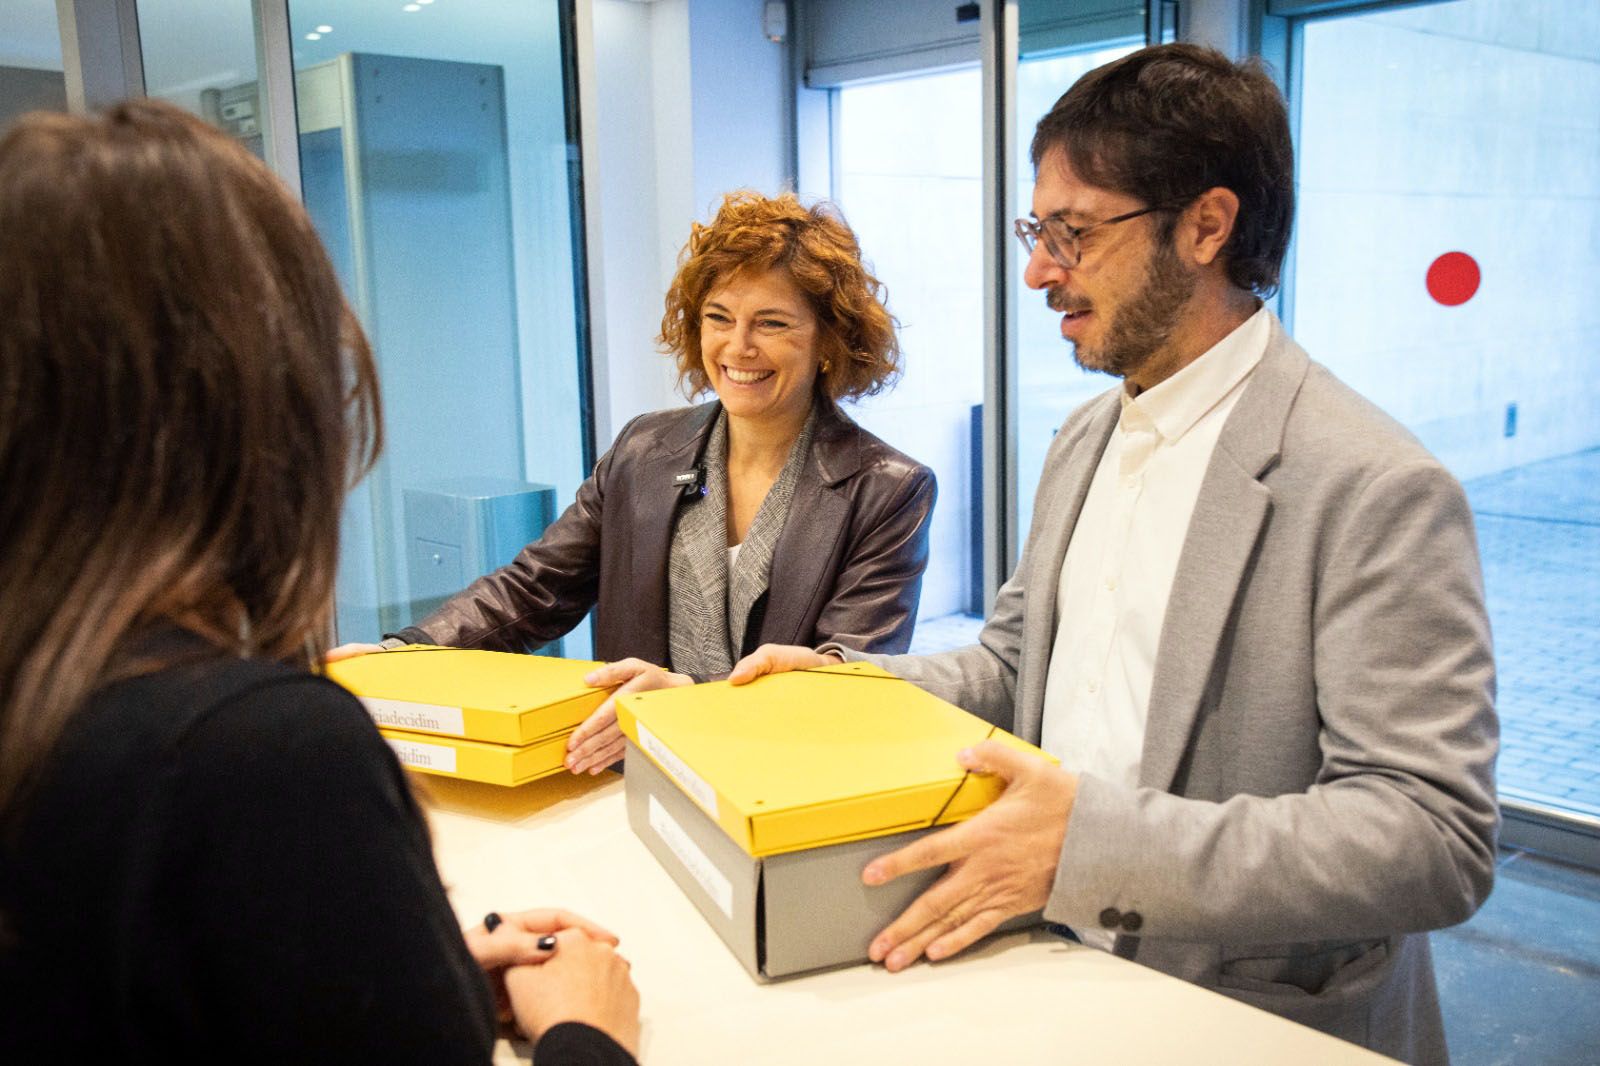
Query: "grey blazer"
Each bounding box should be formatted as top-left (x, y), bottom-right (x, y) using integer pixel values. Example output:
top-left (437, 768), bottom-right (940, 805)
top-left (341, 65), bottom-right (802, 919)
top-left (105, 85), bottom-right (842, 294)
top-left (853, 315), bottom-right (1498, 1065)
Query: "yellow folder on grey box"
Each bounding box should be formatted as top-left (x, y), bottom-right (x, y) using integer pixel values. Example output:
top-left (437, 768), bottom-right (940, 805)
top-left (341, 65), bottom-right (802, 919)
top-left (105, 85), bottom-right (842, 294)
top-left (325, 646), bottom-right (612, 785)
top-left (615, 661), bottom-right (1056, 978)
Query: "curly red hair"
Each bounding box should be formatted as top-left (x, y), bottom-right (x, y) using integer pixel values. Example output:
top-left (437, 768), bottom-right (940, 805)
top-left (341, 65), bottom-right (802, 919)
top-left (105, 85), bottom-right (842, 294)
top-left (659, 191), bottom-right (900, 402)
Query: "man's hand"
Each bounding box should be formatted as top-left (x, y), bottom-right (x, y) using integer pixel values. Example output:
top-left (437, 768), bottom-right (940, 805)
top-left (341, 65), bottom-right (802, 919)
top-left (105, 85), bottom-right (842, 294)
top-left (863, 740), bottom-right (1077, 972)
top-left (728, 643), bottom-right (843, 685)
top-left (567, 659), bottom-right (692, 774)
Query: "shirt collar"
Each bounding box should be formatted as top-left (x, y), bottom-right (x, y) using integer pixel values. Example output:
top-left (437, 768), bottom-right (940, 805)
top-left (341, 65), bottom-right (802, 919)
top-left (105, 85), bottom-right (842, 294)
top-left (1118, 305), bottom-right (1271, 442)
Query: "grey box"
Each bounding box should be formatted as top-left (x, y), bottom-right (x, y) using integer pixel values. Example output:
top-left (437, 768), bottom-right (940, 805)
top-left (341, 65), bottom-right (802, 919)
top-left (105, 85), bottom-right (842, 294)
top-left (402, 477), bottom-right (556, 648)
top-left (623, 739), bottom-right (1038, 980)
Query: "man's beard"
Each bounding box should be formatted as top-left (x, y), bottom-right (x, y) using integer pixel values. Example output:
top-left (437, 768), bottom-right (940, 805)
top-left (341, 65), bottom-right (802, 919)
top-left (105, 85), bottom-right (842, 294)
top-left (1051, 237), bottom-right (1195, 380)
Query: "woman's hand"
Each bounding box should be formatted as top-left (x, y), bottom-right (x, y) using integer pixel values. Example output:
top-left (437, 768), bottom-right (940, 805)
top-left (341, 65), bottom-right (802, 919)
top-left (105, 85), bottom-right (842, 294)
top-left (728, 644), bottom-right (842, 685)
top-left (567, 659), bottom-right (693, 774)
top-left (465, 909), bottom-right (621, 1025)
top-left (325, 642), bottom-right (385, 663)
top-left (505, 928), bottom-right (641, 1056)
top-left (464, 908), bottom-right (619, 972)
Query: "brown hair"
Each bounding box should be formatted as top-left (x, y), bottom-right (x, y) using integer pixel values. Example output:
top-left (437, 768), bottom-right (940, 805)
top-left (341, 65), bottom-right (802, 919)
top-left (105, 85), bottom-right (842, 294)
top-left (1031, 43), bottom-right (1294, 296)
top-left (659, 191), bottom-right (900, 402)
top-left (0, 100), bottom-right (380, 820)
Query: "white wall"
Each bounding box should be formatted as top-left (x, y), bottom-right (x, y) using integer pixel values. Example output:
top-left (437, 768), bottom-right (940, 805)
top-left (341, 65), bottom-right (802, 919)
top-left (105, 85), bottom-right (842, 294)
top-left (586, 0), bottom-right (791, 446)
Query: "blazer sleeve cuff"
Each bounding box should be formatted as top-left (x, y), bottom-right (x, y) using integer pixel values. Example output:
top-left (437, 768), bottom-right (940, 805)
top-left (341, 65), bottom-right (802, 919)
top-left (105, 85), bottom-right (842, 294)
top-left (1045, 773), bottom-right (1144, 932)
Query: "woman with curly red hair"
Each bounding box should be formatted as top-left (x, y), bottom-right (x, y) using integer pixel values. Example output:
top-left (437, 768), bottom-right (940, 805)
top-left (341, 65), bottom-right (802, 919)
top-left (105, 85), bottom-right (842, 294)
top-left (338, 191), bottom-right (935, 772)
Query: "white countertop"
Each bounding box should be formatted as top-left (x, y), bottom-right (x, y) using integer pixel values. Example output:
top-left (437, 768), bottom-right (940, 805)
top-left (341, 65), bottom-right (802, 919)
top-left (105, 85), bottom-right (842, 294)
top-left (423, 772), bottom-right (1395, 1065)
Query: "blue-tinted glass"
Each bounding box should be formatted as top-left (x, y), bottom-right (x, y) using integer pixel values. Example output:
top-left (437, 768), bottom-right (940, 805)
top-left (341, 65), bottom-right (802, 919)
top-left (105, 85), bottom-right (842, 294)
top-left (286, 2), bottom-right (590, 650)
top-left (0, 0), bottom-right (66, 131)
top-left (135, 0), bottom-right (265, 153)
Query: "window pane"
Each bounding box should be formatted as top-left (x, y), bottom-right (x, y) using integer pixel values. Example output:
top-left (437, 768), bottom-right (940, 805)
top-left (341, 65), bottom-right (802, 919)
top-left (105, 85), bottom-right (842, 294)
top-left (1012, 41), bottom-right (1142, 562)
top-left (1293, 0), bottom-right (1600, 818)
top-left (836, 67), bottom-right (985, 645)
top-left (136, 0), bottom-right (266, 153)
top-left (286, 2), bottom-right (591, 650)
top-left (0, 0), bottom-right (67, 132)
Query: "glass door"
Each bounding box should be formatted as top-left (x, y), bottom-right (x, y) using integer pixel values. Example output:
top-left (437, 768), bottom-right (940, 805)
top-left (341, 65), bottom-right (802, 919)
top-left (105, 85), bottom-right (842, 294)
top-left (131, 0), bottom-right (596, 651)
top-left (1280, 0), bottom-right (1600, 857)
top-left (0, 0), bottom-right (68, 130)
top-left (283, 1), bottom-right (593, 649)
top-left (1000, 1), bottom-right (1168, 574)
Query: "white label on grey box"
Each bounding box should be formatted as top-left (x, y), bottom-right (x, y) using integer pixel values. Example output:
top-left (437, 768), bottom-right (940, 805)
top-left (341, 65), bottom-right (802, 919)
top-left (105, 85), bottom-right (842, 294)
top-left (648, 795), bottom-right (733, 919)
top-left (636, 723), bottom-right (718, 817)
top-left (361, 697), bottom-right (465, 737)
top-left (386, 737), bottom-right (458, 774)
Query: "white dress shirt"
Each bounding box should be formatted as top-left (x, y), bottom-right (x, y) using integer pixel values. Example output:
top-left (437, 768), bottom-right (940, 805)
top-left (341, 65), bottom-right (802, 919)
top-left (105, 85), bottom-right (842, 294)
top-left (1040, 307), bottom-right (1270, 948)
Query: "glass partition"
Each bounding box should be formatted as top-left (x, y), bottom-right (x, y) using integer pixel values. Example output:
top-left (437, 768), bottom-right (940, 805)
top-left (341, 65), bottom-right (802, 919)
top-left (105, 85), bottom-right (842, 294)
top-left (285, 1), bottom-right (592, 650)
top-left (1289, 0), bottom-right (1600, 821)
top-left (135, 0), bottom-right (266, 151)
top-left (1011, 37), bottom-right (1142, 560)
top-left (0, 0), bottom-right (68, 131)
top-left (835, 67), bottom-right (986, 633)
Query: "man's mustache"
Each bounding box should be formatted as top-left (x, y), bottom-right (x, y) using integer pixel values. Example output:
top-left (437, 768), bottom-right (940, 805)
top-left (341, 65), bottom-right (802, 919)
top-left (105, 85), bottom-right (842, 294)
top-left (1047, 287), bottom-right (1091, 314)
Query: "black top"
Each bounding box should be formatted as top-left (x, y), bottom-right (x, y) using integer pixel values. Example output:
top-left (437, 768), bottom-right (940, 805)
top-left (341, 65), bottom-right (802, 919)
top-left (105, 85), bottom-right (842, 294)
top-left (0, 634), bottom-right (634, 1065)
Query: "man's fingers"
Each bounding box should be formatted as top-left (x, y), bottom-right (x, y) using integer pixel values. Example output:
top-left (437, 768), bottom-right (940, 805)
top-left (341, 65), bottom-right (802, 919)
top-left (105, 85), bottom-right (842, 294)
top-left (862, 820), bottom-right (971, 887)
top-left (866, 866), bottom-right (966, 966)
top-left (959, 739), bottom-right (1049, 783)
top-left (924, 908), bottom-right (1005, 963)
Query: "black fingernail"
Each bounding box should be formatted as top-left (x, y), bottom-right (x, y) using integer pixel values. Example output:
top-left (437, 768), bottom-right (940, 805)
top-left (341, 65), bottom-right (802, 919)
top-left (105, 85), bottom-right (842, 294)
top-left (537, 934), bottom-right (558, 951)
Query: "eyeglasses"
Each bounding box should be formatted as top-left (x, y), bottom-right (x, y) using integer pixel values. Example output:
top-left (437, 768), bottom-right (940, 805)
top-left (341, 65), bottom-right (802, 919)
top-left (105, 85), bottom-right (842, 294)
top-left (1013, 203), bottom-right (1174, 270)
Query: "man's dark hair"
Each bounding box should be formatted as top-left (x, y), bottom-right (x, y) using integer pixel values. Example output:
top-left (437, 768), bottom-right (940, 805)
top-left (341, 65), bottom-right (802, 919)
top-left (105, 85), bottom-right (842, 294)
top-left (1031, 43), bottom-right (1294, 296)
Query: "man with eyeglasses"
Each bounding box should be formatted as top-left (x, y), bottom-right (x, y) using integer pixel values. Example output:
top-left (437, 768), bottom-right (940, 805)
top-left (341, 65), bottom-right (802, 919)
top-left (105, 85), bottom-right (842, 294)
top-left (733, 43), bottom-right (1496, 1065)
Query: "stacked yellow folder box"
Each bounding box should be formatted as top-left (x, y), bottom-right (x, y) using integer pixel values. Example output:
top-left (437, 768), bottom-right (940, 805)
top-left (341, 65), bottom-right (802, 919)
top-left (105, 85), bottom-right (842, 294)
top-left (615, 661), bottom-right (1056, 979)
top-left (325, 646), bottom-right (612, 786)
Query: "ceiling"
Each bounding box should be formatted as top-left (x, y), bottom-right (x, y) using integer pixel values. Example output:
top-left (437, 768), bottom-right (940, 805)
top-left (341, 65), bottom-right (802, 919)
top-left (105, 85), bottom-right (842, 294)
top-left (0, 0), bottom-right (563, 88)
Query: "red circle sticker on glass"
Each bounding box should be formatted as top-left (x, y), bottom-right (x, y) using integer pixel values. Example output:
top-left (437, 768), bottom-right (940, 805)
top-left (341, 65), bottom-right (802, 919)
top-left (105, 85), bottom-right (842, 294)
top-left (1426, 252), bottom-right (1480, 306)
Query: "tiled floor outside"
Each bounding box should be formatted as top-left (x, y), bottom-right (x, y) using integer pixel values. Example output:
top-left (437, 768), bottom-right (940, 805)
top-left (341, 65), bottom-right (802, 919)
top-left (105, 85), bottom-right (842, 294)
top-left (1466, 447), bottom-right (1600, 818)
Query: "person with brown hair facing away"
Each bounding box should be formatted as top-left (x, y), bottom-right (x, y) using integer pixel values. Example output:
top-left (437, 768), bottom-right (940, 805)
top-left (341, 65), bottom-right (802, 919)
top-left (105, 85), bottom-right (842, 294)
top-left (0, 100), bottom-right (639, 1064)
top-left (334, 190), bottom-right (936, 775)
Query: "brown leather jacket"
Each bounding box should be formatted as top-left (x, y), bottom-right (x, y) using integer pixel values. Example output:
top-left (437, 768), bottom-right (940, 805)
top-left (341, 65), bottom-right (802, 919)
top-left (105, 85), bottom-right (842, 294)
top-left (395, 399), bottom-right (936, 666)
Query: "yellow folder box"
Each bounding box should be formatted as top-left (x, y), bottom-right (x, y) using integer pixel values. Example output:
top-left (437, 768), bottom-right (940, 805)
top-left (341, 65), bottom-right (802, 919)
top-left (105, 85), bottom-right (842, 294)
top-left (326, 645), bottom-right (612, 746)
top-left (616, 661), bottom-right (1055, 857)
top-left (379, 727), bottom-right (569, 786)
